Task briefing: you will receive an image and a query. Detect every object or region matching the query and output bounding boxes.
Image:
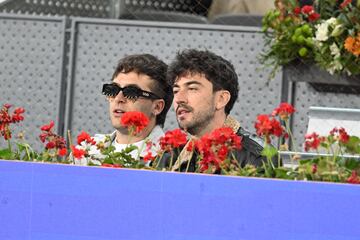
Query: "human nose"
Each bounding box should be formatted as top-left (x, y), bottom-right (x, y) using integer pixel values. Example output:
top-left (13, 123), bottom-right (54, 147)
top-left (113, 89), bottom-right (127, 102)
top-left (174, 88), bottom-right (187, 104)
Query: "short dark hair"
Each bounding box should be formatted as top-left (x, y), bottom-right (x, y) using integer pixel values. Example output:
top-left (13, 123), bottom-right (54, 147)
top-left (112, 54), bottom-right (173, 127)
top-left (167, 49), bottom-right (239, 115)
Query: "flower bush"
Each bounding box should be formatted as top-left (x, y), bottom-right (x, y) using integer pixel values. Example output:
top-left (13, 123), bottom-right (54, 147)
top-left (261, 0), bottom-right (360, 79)
top-left (1, 102), bottom-right (360, 184)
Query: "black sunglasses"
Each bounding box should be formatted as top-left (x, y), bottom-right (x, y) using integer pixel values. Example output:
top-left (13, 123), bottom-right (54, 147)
top-left (102, 83), bottom-right (161, 100)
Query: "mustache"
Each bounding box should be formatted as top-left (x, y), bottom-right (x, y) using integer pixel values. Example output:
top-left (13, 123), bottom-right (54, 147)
top-left (176, 104), bottom-right (193, 113)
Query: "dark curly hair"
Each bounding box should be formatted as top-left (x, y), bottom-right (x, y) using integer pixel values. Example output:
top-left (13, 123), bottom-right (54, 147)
top-left (112, 54), bottom-right (173, 127)
top-left (167, 49), bottom-right (239, 115)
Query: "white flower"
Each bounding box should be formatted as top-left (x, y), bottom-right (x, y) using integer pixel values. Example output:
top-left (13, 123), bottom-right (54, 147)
top-left (327, 59), bottom-right (343, 75)
top-left (315, 21), bottom-right (329, 41)
top-left (326, 17), bottom-right (337, 26)
top-left (330, 43), bottom-right (341, 58)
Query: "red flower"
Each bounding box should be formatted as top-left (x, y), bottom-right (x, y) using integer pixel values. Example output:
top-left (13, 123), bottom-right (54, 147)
top-left (143, 152), bottom-right (155, 163)
top-left (255, 115), bottom-right (285, 143)
top-left (0, 104), bottom-right (25, 140)
top-left (102, 163), bottom-right (122, 168)
top-left (186, 140), bottom-right (195, 151)
top-left (58, 148), bottom-right (67, 157)
top-left (77, 131), bottom-right (96, 145)
top-left (300, 5), bottom-right (320, 22)
top-left (159, 128), bottom-right (188, 151)
top-left (255, 114), bottom-right (272, 136)
top-left (301, 5), bottom-right (314, 15)
top-left (120, 111), bottom-right (149, 134)
top-left (293, 7), bottom-right (301, 15)
top-left (196, 127), bottom-right (242, 173)
top-left (39, 133), bottom-right (47, 143)
top-left (308, 12), bottom-right (320, 22)
top-left (71, 145), bottom-right (86, 159)
top-left (330, 127), bottom-right (350, 144)
top-left (272, 103), bottom-right (296, 120)
top-left (340, 0), bottom-right (352, 9)
top-left (346, 171), bottom-right (360, 184)
top-left (41, 121), bottom-right (55, 132)
top-left (39, 121), bottom-right (67, 151)
top-left (3, 104), bottom-right (12, 109)
top-left (45, 141), bottom-right (56, 149)
top-left (312, 164), bottom-right (317, 174)
top-left (304, 132), bottom-right (325, 151)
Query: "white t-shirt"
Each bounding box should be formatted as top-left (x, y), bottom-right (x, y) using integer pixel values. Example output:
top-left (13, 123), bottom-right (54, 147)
top-left (74, 125), bottom-right (164, 166)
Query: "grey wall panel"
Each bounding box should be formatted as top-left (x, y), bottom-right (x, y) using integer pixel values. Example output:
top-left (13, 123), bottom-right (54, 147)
top-left (0, 0), bottom-right (116, 18)
top-left (0, 14), bottom-right (66, 151)
top-left (66, 19), bottom-right (281, 138)
top-left (291, 82), bottom-right (360, 151)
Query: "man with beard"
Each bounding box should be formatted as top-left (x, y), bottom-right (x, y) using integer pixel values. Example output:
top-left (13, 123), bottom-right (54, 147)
top-left (160, 49), bottom-right (274, 172)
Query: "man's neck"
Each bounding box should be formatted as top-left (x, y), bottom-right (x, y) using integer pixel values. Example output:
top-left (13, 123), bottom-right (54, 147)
top-left (194, 113), bottom-right (227, 138)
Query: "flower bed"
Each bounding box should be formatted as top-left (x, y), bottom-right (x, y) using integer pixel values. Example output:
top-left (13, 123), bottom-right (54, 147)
top-left (1, 103), bottom-right (360, 184)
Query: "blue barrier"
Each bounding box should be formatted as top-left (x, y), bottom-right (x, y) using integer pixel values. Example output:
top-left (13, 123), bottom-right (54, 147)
top-left (0, 160), bottom-right (359, 240)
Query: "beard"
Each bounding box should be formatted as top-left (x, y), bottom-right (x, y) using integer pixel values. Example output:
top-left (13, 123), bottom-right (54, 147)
top-left (177, 102), bottom-right (216, 136)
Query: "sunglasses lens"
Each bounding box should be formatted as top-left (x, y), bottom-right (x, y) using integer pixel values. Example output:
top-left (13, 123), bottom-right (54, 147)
top-left (122, 86), bottom-right (142, 99)
top-left (102, 84), bottom-right (119, 97)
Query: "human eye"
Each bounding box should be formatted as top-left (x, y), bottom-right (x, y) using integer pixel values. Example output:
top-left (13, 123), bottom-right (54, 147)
top-left (173, 87), bottom-right (179, 94)
top-left (188, 85), bottom-right (198, 91)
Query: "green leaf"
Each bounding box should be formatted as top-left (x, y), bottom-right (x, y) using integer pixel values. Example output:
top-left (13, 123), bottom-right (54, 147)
top-left (0, 148), bottom-right (16, 160)
top-left (275, 167), bottom-right (292, 179)
top-left (344, 159), bottom-right (360, 170)
top-left (261, 145), bottom-right (278, 159)
top-left (343, 136), bottom-right (360, 154)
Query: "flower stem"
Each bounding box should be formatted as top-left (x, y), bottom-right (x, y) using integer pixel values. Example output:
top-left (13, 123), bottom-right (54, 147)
top-left (185, 156), bottom-right (192, 172)
top-left (155, 152), bottom-right (164, 169)
top-left (25, 145), bottom-right (31, 161)
top-left (7, 139), bottom-right (12, 152)
top-left (169, 151), bottom-right (174, 171)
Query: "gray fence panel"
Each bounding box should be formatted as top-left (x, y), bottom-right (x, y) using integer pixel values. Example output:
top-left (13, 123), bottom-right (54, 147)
top-left (66, 18), bottom-right (282, 139)
top-left (0, 0), bottom-right (118, 18)
top-left (0, 14), bottom-right (66, 151)
top-left (291, 82), bottom-right (360, 151)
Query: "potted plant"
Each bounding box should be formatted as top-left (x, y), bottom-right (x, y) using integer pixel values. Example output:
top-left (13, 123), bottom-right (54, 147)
top-left (261, 0), bottom-right (360, 93)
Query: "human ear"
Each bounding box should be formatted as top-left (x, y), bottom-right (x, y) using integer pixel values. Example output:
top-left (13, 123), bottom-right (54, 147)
top-left (215, 90), bottom-right (231, 111)
top-left (152, 99), bottom-right (165, 116)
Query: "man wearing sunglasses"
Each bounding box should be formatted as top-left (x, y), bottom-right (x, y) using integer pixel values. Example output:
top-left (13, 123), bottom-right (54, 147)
top-left (75, 54), bottom-right (172, 165)
top-left (159, 49), bottom-right (277, 172)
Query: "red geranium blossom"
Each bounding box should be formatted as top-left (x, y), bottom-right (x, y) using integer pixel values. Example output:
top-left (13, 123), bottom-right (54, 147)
top-left (40, 121), bottom-right (55, 132)
top-left (143, 151), bottom-right (155, 163)
top-left (254, 114), bottom-right (286, 143)
top-left (346, 171), bottom-right (360, 184)
top-left (120, 111), bottom-right (149, 134)
top-left (58, 148), bottom-right (68, 157)
top-left (300, 5), bottom-right (320, 22)
top-left (329, 127), bottom-right (350, 144)
top-left (159, 128), bottom-right (188, 151)
top-left (77, 131), bottom-right (96, 145)
top-left (340, 0), bottom-right (352, 9)
top-left (293, 7), bottom-right (301, 15)
top-left (39, 121), bottom-right (67, 151)
top-left (272, 103), bottom-right (296, 120)
top-left (71, 145), bottom-right (86, 159)
top-left (304, 132), bottom-right (325, 151)
top-left (196, 127), bottom-right (242, 173)
top-left (102, 163), bottom-right (122, 168)
top-left (0, 104), bottom-right (25, 140)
